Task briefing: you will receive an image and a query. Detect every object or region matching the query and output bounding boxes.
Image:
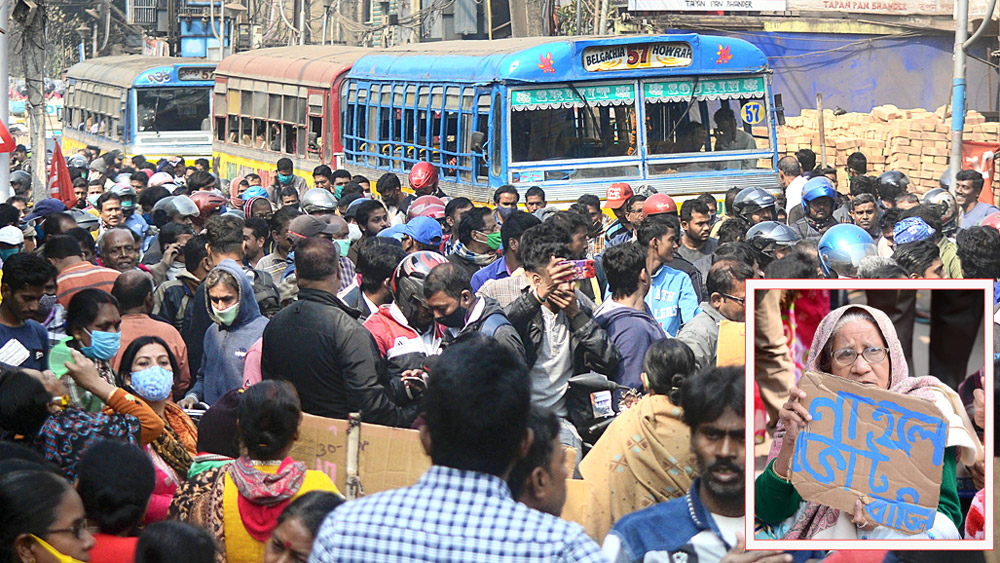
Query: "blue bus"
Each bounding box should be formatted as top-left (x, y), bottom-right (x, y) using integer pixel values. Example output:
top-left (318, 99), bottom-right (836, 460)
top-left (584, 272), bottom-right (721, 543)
top-left (340, 34), bottom-right (779, 204)
top-left (63, 57), bottom-right (215, 161)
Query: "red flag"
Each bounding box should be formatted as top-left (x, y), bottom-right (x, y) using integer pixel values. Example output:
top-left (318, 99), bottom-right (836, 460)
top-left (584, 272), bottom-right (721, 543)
top-left (47, 142), bottom-right (74, 206)
top-left (961, 141), bottom-right (999, 206)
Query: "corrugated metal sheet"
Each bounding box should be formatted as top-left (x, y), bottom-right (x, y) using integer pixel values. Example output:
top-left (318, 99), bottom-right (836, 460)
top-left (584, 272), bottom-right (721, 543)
top-left (215, 46), bottom-right (374, 89)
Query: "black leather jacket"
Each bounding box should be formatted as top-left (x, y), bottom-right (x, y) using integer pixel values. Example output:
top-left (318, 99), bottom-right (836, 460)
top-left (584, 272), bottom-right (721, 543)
top-left (261, 287), bottom-right (419, 428)
top-left (503, 287), bottom-right (619, 377)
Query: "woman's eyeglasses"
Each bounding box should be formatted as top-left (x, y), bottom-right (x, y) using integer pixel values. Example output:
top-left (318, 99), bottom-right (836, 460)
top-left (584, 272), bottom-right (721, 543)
top-left (832, 347), bottom-right (888, 367)
top-left (46, 520), bottom-right (94, 541)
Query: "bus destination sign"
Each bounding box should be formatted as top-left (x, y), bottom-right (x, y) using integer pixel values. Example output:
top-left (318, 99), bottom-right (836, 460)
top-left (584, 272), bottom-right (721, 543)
top-left (582, 42), bottom-right (693, 72)
top-left (178, 67), bottom-right (214, 81)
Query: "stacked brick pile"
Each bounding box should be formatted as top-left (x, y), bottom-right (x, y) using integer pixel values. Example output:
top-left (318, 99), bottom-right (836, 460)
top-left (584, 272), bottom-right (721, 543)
top-left (775, 104), bottom-right (1000, 196)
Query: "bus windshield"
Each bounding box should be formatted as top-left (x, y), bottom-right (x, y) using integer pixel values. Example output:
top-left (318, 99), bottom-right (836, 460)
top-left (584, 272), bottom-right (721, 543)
top-left (644, 76), bottom-right (772, 174)
top-left (136, 87), bottom-right (211, 133)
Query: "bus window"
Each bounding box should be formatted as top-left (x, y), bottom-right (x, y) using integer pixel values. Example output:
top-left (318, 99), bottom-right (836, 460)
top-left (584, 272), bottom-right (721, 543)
top-left (227, 116), bottom-right (239, 143)
top-left (136, 87), bottom-right (211, 132)
top-left (284, 124), bottom-right (297, 154)
top-left (254, 119), bottom-right (267, 149)
top-left (241, 117), bottom-right (253, 146)
top-left (269, 94), bottom-right (282, 121)
top-left (510, 104), bottom-right (635, 163)
top-left (216, 117), bottom-right (226, 142)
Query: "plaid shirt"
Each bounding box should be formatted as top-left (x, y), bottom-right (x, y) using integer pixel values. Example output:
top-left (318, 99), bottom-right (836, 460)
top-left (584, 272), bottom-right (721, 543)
top-left (309, 465), bottom-right (607, 563)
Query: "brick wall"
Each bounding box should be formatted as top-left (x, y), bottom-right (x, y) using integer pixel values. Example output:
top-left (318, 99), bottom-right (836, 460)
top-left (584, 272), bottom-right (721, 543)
top-left (776, 105), bottom-right (1000, 198)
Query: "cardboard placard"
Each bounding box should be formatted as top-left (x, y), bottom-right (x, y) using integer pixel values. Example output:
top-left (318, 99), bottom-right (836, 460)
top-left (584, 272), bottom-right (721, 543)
top-left (357, 422), bottom-right (431, 496)
top-left (791, 371), bottom-right (947, 535)
top-left (716, 319), bottom-right (746, 367)
top-left (289, 414), bottom-right (351, 493)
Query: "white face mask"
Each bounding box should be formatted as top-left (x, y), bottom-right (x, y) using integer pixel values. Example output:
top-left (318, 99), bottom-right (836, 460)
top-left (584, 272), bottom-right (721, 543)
top-left (348, 222), bottom-right (363, 242)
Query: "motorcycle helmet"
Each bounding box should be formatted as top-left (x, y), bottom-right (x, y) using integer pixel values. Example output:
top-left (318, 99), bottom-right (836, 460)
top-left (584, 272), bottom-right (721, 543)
top-left (149, 171), bottom-right (174, 187)
top-left (746, 221), bottom-right (801, 267)
top-left (391, 251), bottom-right (449, 332)
top-left (875, 171), bottom-right (910, 197)
top-left (818, 224), bottom-right (877, 278)
top-left (301, 188), bottom-right (338, 215)
top-left (980, 212), bottom-right (1000, 233)
top-left (190, 191), bottom-right (226, 226)
top-left (799, 176), bottom-right (838, 217)
top-left (406, 195), bottom-right (446, 221)
top-left (732, 187), bottom-right (776, 223)
top-left (10, 170), bottom-right (31, 194)
top-left (642, 193), bottom-right (678, 217)
top-left (67, 208), bottom-right (99, 232)
top-left (921, 188), bottom-right (958, 226)
top-left (408, 162), bottom-right (439, 193)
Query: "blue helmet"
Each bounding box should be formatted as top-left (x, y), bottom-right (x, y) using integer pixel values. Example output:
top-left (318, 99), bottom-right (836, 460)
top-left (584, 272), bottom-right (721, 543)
top-left (817, 224), bottom-right (877, 278)
top-left (800, 176), bottom-right (838, 216)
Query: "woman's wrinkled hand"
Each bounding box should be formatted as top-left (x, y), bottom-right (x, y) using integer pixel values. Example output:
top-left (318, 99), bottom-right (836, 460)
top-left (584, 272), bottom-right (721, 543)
top-left (778, 386), bottom-right (811, 442)
top-left (852, 498), bottom-right (878, 531)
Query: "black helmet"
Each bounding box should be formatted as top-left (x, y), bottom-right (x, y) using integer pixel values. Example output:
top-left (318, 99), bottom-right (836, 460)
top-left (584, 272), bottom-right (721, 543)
top-left (732, 187), bottom-right (776, 223)
top-left (10, 170), bottom-right (31, 194)
top-left (391, 251), bottom-right (449, 332)
top-left (875, 171), bottom-right (910, 198)
top-left (746, 220), bottom-right (801, 267)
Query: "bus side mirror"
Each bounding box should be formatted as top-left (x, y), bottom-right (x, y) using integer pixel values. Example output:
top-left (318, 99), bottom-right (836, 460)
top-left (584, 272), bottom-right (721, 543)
top-left (470, 130), bottom-right (486, 154)
top-left (774, 93), bottom-right (785, 126)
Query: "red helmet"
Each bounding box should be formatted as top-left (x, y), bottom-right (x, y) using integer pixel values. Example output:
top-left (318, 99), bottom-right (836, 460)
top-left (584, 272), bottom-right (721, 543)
top-left (408, 162), bottom-right (439, 193)
top-left (189, 191), bottom-right (227, 224)
top-left (980, 212), bottom-right (1000, 232)
top-left (643, 193), bottom-right (677, 217)
top-left (407, 195), bottom-right (446, 221)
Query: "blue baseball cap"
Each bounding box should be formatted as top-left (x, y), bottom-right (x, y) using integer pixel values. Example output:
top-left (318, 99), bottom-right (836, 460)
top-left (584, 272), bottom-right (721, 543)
top-left (893, 217), bottom-right (935, 245)
top-left (241, 185), bottom-right (269, 201)
top-left (377, 224), bottom-right (406, 241)
top-left (403, 216), bottom-right (442, 246)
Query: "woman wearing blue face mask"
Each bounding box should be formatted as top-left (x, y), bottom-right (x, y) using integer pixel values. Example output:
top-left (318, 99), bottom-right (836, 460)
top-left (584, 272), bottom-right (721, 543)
top-left (48, 289), bottom-right (123, 412)
top-left (118, 336), bottom-right (198, 524)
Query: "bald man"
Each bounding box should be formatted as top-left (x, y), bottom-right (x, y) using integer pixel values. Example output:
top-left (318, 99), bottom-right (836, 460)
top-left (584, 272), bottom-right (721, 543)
top-left (111, 269), bottom-right (192, 400)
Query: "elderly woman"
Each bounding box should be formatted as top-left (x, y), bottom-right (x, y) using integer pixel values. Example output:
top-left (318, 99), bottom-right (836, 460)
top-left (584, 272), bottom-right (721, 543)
top-left (755, 304), bottom-right (981, 540)
top-left (169, 381), bottom-right (339, 562)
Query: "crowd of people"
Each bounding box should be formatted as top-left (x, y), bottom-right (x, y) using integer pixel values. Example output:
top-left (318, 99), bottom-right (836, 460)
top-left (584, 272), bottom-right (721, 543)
top-left (0, 145), bottom-right (996, 562)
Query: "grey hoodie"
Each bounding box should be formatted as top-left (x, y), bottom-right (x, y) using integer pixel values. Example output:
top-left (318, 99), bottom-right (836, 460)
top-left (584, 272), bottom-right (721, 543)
top-left (676, 301), bottom-right (726, 373)
top-left (187, 259), bottom-right (269, 405)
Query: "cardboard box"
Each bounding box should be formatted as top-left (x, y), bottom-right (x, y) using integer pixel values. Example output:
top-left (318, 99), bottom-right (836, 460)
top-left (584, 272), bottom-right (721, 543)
top-left (289, 414), bottom-right (351, 492)
top-left (790, 371), bottom-right (947, 535)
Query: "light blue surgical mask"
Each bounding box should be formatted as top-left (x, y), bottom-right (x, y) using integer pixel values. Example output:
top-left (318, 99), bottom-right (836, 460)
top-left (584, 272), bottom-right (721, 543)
top-left (334, 184), bottom-right (344, 199)
top-left (335, 238), bottom-right (351, 256)
top-left (278, 173), bottom-right (293, 185)
top-left (130, 365), bottom-right (174, 402)
top-left (0, 247), bottom-right (20, 261)
top-left (81, 328), bottom-right (121, 361)
top-left (87, 194), bottom-right (100, 207)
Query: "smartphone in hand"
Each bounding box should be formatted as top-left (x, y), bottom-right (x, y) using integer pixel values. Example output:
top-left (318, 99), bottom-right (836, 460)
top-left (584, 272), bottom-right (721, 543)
top-left (564, 259), bottom-right (596, 281)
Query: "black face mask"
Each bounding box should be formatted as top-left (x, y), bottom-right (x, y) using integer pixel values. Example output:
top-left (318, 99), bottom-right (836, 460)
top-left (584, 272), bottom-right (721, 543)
top-left (437, 304), bottom-right (467, 329)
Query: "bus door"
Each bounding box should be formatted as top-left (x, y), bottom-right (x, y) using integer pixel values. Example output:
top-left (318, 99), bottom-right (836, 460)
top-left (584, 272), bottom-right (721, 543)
top-left (469, 86), bottom-right (495, 187)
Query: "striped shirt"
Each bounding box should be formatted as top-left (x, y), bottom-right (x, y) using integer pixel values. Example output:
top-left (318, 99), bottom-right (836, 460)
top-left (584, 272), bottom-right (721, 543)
top-left (56, 260), bottom-right (120, 308)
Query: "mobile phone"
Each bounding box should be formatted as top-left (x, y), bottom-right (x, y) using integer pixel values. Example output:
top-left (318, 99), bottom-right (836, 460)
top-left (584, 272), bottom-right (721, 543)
top-left (564, 259), bottom-right (596, 281)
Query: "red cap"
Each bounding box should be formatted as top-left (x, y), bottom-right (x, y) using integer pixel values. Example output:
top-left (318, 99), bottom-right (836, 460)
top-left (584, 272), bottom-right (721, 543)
top-left (604, 182), bottom-right (634, 209)
top-left (642, 193), bottom-right (678, 217)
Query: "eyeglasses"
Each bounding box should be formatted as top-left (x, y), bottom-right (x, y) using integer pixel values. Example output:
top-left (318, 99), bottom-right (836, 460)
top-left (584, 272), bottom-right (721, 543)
top-left (720, 293), bottom-right (745, 306)
top-left (47, 520), bottom-right (93, 541)
top-left (832, 347), bottom-right (888, 367)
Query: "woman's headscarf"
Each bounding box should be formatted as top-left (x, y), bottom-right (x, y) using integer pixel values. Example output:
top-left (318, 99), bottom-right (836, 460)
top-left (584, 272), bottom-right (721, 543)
top-left (243, 196), bottom-right (272, 218)
top-left (766, 304), bottom-right (980, 538)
